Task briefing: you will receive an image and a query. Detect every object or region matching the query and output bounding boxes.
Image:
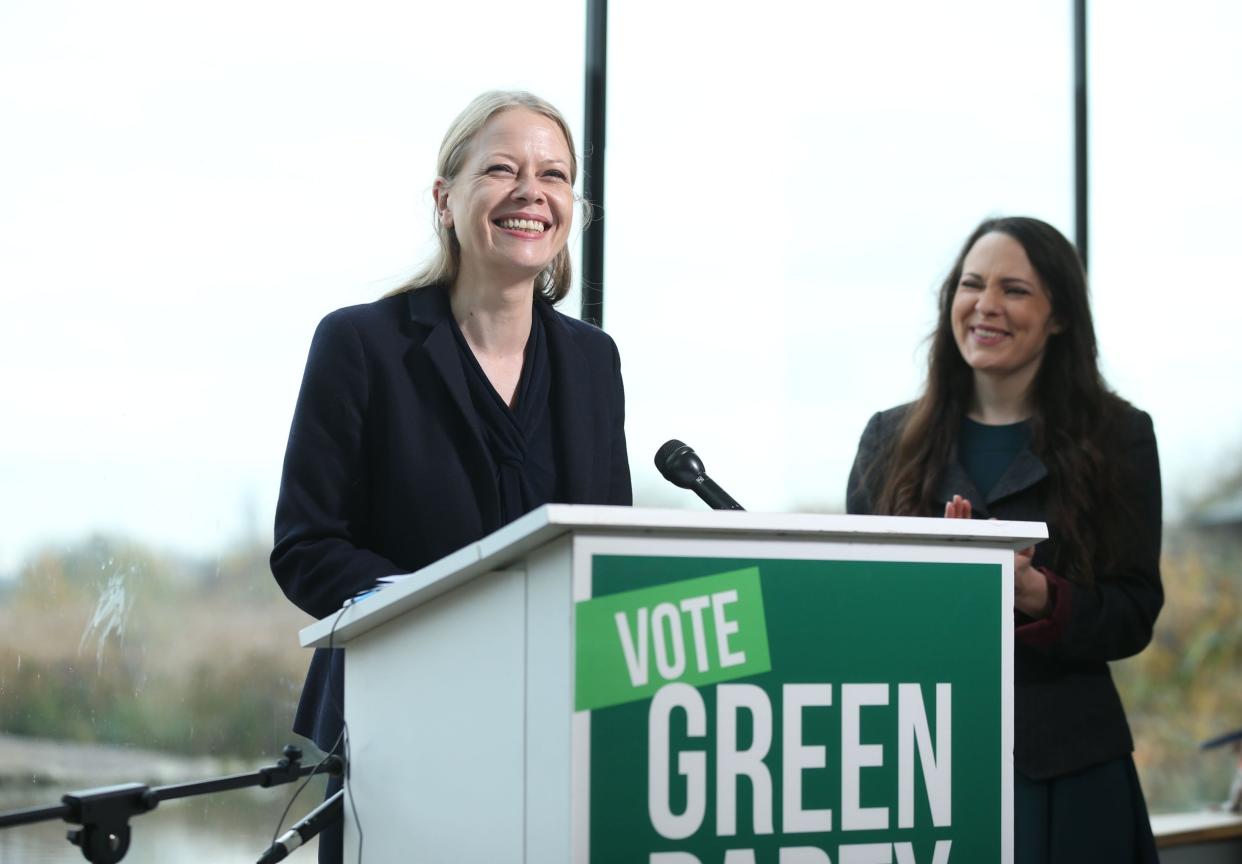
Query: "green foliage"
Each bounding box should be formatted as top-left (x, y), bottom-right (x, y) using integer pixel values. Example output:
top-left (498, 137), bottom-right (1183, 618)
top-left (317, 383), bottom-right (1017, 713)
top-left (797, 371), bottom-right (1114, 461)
top-left (7, 527), bottom-right (1242, 812)
top-left (0, 535), bottom-right (313, 759)
top-left (1113, 528), bottom-right (1242, 812)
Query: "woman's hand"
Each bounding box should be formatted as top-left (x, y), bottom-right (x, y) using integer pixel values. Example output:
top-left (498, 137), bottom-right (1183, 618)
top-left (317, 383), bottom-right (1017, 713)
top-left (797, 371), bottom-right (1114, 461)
top-left (943, 494), bottom-right (1051, 618)
top-left (943, 494), bottom-right (972, 519)
top-left (1014, 546), bottom-right (1051, 618)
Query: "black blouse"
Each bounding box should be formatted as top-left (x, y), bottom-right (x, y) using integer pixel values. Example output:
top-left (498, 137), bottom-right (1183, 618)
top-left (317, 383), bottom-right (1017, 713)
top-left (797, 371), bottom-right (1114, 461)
top-left (449, 308), bottom-right (558, 523)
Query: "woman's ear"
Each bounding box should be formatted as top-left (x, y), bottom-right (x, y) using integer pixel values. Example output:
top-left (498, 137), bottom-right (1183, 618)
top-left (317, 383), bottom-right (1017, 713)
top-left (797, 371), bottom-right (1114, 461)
top-left (433, 177), bottom-right (453, 228)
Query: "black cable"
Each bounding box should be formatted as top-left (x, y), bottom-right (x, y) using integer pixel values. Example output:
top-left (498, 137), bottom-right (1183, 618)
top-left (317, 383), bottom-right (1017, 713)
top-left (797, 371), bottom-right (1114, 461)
top-left (267, 603), bottom-right (351, 851)
top-left (325, 603), bottom-right (363, 864)
top-left (267, 733), bottom-right (344, 849)
top-left (344, 718), bottom-right (362, 864)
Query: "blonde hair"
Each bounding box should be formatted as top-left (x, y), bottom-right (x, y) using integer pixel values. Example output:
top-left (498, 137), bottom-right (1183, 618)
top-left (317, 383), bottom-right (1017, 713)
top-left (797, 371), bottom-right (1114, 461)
top-left (390, 90), bottom-right (589, 304)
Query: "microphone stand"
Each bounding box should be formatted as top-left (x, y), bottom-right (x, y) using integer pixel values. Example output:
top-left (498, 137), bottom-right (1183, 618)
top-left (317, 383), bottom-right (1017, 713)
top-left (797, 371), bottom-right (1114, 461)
top-left (0, 744), bottom-right (344, 864)
top-left (256, 788), bottom-right (344, 863)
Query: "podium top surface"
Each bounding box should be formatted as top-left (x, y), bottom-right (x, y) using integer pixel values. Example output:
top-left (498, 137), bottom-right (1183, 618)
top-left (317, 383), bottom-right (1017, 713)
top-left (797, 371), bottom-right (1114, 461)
top-left (299, 505), bottom-right (1046, 648)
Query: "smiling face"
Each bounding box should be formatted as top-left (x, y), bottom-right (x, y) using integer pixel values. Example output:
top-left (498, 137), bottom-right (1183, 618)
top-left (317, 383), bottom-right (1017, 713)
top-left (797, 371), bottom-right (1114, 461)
top-left (951, 231), bottom-right (1062, 387)
top-left (434, 108), bottom-right (574, 289)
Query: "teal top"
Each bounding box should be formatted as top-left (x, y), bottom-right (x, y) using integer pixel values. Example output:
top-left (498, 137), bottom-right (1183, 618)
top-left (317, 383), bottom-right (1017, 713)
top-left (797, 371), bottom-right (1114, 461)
top-left (959, 417), bottom-right (1032, 499)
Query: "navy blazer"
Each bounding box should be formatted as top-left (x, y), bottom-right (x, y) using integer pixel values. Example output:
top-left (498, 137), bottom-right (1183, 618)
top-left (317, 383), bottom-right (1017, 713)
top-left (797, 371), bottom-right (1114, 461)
top-left (272, 285), bottom-right (632, 749)
top-left (847, 403), bottom-right (1163, 779)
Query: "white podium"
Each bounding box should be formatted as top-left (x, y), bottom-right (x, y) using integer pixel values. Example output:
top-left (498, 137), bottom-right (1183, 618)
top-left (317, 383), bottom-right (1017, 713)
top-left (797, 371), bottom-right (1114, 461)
top-left (300, 505), bottom-right (1045, 864)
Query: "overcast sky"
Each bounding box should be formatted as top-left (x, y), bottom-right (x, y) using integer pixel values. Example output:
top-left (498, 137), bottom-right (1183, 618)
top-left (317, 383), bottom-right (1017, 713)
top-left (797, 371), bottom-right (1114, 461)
top-left (2, 1), bottom-right (1239, 575)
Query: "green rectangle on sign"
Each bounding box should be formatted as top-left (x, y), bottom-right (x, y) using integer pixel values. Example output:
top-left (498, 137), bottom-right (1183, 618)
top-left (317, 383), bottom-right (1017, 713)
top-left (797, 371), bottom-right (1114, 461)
top-left (584, 555), bottom-right (1003, 863)
top-left (575, 567), bottom-right (771, 711)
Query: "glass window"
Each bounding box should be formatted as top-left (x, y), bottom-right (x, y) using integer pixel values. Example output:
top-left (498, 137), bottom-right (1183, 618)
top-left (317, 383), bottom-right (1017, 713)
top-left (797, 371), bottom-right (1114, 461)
top-left (606, 0), bottom-right (1073, 511)
top-left (1092, 1), bottom-right (1242, 814)
top-left (0, 1), bottom-right (583, 859)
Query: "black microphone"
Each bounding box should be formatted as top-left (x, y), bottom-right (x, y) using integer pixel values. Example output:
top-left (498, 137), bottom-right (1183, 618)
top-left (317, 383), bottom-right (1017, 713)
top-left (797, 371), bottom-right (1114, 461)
top-left (654, 439), bottom-right (745, 511)
top-left (256, 789), bottom-right (344, 863)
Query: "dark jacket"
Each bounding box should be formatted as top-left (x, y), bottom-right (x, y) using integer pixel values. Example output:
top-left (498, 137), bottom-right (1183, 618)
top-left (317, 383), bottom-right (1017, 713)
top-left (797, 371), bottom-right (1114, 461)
top-left (846, 403), bottom-right (1163, 779)
top-left (272, 285), bottom-right (632, 751)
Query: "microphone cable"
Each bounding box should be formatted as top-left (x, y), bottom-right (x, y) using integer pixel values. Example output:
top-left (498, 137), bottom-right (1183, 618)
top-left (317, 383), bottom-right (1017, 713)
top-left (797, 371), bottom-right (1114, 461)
top-left (265, 599), bottom-right (363, 861)
top-left (257, 789), bottom-right (344, 863)
top-left (326, 598), bottom-right (364, 864)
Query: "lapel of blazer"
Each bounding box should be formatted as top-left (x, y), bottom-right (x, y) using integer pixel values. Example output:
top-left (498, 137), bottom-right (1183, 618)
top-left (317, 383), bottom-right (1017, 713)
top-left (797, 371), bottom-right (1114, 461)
top-left (936, 452), bottom-right (986, 515)
top-left (935, 442), bottom-right (1049, 518)
top-left (986, 447), bottom-right (1048, 507)
top-left (538, 301), bottom-right (596, 502)
top-left (405, 286), bottom-right (501, 527)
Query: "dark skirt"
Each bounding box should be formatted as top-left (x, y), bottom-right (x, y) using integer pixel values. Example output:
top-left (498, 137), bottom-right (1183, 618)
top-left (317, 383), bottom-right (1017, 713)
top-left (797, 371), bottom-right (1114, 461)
top-left (1016, 755), bottom-right (1158, 864)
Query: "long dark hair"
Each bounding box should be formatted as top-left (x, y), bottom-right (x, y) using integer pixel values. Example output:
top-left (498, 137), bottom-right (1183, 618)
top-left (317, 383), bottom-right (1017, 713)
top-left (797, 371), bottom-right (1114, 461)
top-left (875, 216), bottom-right (1127, 585)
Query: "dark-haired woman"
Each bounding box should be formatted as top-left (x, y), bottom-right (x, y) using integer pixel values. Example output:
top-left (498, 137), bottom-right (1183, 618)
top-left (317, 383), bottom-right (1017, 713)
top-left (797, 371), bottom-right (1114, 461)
top-left (847, 216), bottom-right (1161, 863)
top-left (271, 91), bottom-right (632, 863)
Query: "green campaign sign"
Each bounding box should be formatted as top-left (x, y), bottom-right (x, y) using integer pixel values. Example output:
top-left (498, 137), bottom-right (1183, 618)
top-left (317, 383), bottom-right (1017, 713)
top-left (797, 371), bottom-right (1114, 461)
top-left (575, 567), bottom-right (772, 711)
top-left (578, 555), bottom-right (1003, 864)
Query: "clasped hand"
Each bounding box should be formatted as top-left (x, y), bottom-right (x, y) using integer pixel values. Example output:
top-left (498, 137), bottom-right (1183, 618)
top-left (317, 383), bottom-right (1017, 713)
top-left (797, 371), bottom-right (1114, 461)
top-left (943, 495), bottom-right (1051, 619)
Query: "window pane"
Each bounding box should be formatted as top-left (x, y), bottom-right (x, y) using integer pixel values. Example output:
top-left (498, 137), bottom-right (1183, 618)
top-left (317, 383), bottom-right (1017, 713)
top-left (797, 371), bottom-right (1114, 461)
top-left (0, 1), bottom-right (583, 858)
top-left (607, 0), bottom-right (1073, 512)
top-left (1092, 0), bottom-right (1242, 815)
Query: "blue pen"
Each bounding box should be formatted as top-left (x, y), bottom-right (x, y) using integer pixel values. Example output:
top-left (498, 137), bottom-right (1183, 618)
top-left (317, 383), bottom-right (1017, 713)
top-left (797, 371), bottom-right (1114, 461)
top-left (344, 587), bottom-right (381, 606)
